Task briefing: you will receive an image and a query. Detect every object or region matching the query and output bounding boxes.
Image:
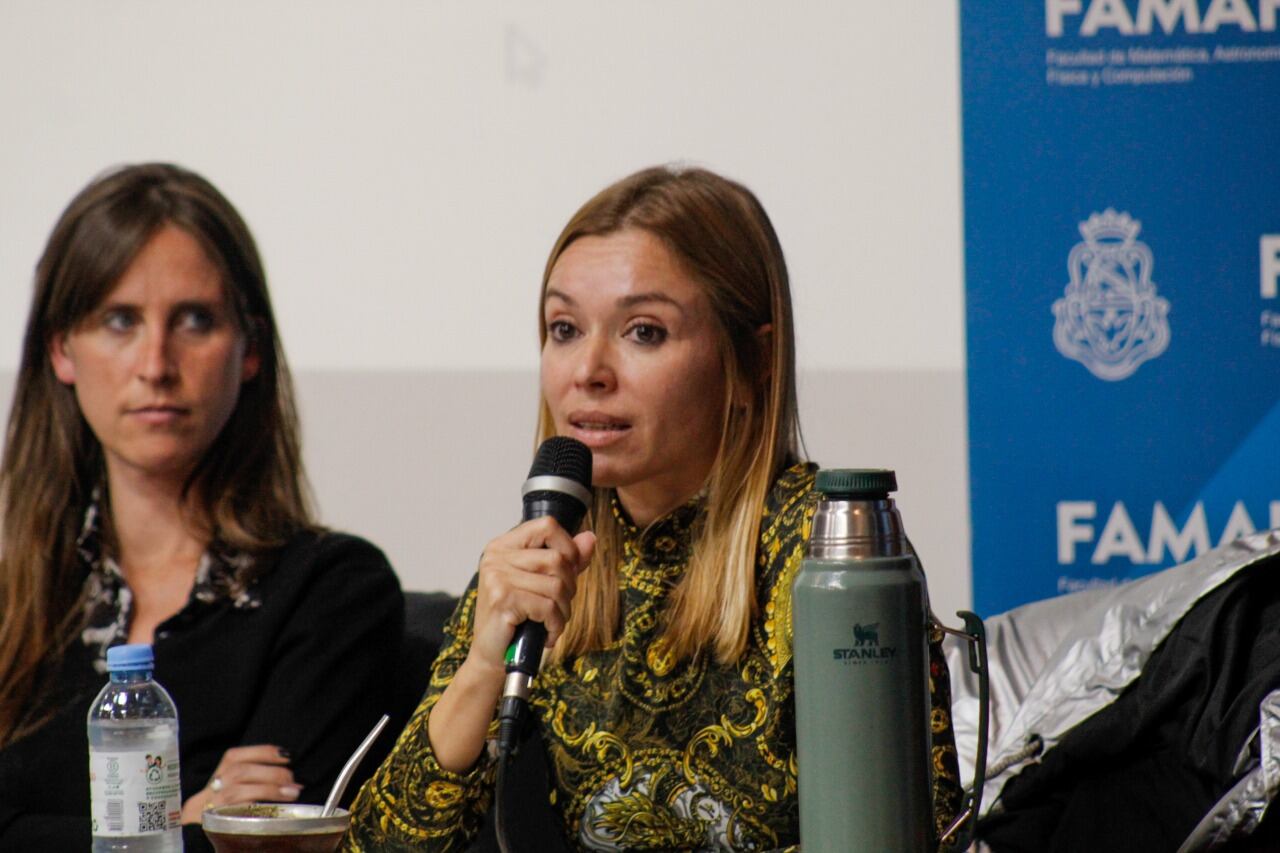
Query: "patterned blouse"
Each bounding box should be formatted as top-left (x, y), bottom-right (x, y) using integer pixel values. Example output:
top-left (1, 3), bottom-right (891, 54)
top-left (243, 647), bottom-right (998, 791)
top-left (346, 463), bottom-right (962, 851)
top-left (76, 499), bottom-right (259, 672)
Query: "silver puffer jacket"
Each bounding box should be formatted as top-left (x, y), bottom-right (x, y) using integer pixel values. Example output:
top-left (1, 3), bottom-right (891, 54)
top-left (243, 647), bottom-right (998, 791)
top-left (946, 530), bottom-right (1280, 852)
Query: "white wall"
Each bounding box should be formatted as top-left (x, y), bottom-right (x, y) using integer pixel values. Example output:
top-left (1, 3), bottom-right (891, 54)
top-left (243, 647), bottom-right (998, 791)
top-left (0, 2), bottom-right (971, 616)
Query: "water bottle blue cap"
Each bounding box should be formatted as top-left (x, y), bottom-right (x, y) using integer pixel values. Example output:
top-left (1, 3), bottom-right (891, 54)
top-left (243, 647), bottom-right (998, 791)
top-left (106, 643), bottom-right (154, 671)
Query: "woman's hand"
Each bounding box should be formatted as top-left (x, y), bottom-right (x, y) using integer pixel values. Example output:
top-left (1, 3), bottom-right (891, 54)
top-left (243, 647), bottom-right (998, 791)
top-left (179, 745), bottom-right (300, 824)
top-left (467, 517), bottom-right (597, 676)
top-left (426, 518), bottom-right (595, 774)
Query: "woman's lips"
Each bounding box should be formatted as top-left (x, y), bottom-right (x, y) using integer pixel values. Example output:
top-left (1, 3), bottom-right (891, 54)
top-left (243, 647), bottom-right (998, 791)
top-left (567, 416), bottom-right (631, 447)
top-left (128, 406), bottom-right (189, 425)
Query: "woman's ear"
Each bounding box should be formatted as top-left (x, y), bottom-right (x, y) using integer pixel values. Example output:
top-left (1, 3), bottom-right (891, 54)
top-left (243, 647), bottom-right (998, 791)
top-left (756, 323), bottom-right (774, 383)
top-left (49, 334), bottom-right (77, 385)
top-left (241, 344), bottom-right (261, 384)
top-left (240, 319), bottom-right (264, 384)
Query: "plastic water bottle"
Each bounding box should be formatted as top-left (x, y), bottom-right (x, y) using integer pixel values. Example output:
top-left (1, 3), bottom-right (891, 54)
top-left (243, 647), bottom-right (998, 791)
top-left (793, 469), bottom-right (934, 852)
top-left (88, 643), bottom-right (183, 852)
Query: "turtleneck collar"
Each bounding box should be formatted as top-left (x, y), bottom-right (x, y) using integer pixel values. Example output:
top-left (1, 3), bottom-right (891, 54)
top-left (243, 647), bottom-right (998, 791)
top-left (609, 489), bottom-right (705, 568)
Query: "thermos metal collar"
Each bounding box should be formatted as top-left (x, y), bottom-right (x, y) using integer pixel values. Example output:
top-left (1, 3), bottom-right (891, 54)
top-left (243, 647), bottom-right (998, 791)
top-left (807, 468), bottom-right (909, 558)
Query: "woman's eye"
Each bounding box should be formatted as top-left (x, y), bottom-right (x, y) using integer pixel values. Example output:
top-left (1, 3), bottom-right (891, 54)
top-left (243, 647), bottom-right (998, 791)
top-left (625, 323), bottom-right (667, 346)
top-left (547, 320), bottom-right (578, 342)
top-left (102, 309), bottom-right (137, 333)
top-left (176, 307), bottom-right (216, 333)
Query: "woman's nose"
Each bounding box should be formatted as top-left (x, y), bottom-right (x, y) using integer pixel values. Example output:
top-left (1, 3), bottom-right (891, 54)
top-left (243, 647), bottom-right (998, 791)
top-left (135, 327), bottom-right (176, 384)
top-left (574, 335), bottom-right (616, 391)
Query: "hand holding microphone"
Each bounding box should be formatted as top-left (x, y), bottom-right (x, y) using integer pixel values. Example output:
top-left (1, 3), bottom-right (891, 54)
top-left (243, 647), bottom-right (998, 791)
top-left (429, 439), bottom-right (593, 778)
top-left (497, 437), bottom-right (593, 756)
top-left (464, 437), bottom-right (593, 759)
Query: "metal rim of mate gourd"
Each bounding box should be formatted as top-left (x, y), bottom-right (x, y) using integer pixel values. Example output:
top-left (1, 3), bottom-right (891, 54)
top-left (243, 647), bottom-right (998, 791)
top-left (201, 803), bottom-right (351, 835)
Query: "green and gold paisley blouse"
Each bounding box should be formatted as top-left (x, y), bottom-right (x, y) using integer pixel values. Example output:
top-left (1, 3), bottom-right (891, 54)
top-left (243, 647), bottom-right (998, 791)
top-left (346, 463), bottom-right (962, 851)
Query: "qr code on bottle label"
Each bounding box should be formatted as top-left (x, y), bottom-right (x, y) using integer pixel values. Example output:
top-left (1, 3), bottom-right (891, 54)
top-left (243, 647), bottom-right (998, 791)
top-left (137, 800), bottom-right (167, 833)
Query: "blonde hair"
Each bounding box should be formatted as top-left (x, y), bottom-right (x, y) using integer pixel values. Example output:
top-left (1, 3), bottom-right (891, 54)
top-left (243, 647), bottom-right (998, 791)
top-left (541, 165), bottom-right (801, 665)
top-left (0, 163), bottom-right (315, 746)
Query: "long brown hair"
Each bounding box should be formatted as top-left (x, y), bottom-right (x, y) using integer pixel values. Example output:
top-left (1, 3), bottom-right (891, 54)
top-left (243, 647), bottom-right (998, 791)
top-left (542, 165), bottom-right (801, 665)
top-left (0, 163), bottom-right (314, 746)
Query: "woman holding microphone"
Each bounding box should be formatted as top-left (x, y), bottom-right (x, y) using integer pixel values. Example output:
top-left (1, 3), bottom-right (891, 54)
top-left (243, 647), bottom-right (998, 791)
top-left (348, 164), bottom-right (962, 851)
top-left (0, 163), bottom-right (402, 848)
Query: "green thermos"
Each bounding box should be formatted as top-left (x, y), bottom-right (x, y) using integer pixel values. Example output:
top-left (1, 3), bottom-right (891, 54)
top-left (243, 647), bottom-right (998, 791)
top-left (792, 469), bottom-right (988, 852)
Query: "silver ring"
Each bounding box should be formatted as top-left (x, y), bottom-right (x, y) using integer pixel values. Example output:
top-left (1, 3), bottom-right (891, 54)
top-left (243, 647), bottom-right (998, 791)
top-left (210, 776), bottom-right (224, 793)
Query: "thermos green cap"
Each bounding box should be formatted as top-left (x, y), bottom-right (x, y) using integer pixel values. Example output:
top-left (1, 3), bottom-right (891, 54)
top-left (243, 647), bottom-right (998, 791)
top-left (814, 468), bottom-right (897, 498)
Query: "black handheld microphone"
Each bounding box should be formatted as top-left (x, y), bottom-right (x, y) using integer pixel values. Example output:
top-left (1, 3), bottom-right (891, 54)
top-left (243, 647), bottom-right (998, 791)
top-left (496, 436), bottom-right (592, 757)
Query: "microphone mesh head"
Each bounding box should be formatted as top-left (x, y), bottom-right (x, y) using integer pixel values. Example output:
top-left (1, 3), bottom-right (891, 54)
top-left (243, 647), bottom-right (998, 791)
top-left (528, 436), bottom-right (592, 488)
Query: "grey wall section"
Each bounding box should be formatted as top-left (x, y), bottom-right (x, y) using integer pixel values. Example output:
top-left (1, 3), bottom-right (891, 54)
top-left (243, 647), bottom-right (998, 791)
top-left (296, 369), bottom-right (971, 620)
top-left (0, 367), bottom-right (970, 620)
top-left (797, 369), bottom-right (970, 621)
top-left (295, 369), bottom-right (542, 598)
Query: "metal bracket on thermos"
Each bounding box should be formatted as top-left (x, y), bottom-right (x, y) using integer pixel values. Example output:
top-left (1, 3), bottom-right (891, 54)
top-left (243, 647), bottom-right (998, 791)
top-left (936, 610), bottom-right (991, 851)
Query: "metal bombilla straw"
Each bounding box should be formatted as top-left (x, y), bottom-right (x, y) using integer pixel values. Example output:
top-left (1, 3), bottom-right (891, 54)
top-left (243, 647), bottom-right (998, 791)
top-left (322, 714), bottom-right (390, 816)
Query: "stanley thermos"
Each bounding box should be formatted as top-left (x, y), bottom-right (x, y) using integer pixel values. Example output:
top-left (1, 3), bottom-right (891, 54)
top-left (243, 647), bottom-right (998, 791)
top-left (793, 469), bottom-right (989, 852)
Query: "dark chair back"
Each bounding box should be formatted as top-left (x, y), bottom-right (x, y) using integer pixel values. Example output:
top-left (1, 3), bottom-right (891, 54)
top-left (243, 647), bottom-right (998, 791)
top-left (395, 590), bottom-right (460, 718)
top-left (344, 590), bottom-right (459, 807)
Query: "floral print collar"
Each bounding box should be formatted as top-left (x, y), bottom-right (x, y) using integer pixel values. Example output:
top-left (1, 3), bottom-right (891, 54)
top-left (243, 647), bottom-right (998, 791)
top-left (77, 498), bottom-right (259, 672)
top-left (609, 489), bottom-right (705, 569)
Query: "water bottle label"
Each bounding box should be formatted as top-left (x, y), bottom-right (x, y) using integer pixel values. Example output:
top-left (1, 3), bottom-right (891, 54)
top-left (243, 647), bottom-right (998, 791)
top-left (89, 748), bottom-right (182, 836)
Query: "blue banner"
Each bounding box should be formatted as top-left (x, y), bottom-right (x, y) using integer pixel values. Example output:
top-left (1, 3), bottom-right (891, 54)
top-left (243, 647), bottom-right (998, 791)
top-left (961, 0), bottom-right (1280, 615)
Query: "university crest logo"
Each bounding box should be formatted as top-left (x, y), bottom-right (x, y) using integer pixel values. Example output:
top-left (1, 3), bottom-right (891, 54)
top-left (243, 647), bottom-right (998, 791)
top-left (1052, 209), bottom-right (1170, 381)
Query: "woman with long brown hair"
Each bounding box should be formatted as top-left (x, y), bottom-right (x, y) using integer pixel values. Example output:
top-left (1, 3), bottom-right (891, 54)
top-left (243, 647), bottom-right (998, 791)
top-left (347, 164), bottom-right (962, 851)
top-left (0, 163), bottom-right (402, 848)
